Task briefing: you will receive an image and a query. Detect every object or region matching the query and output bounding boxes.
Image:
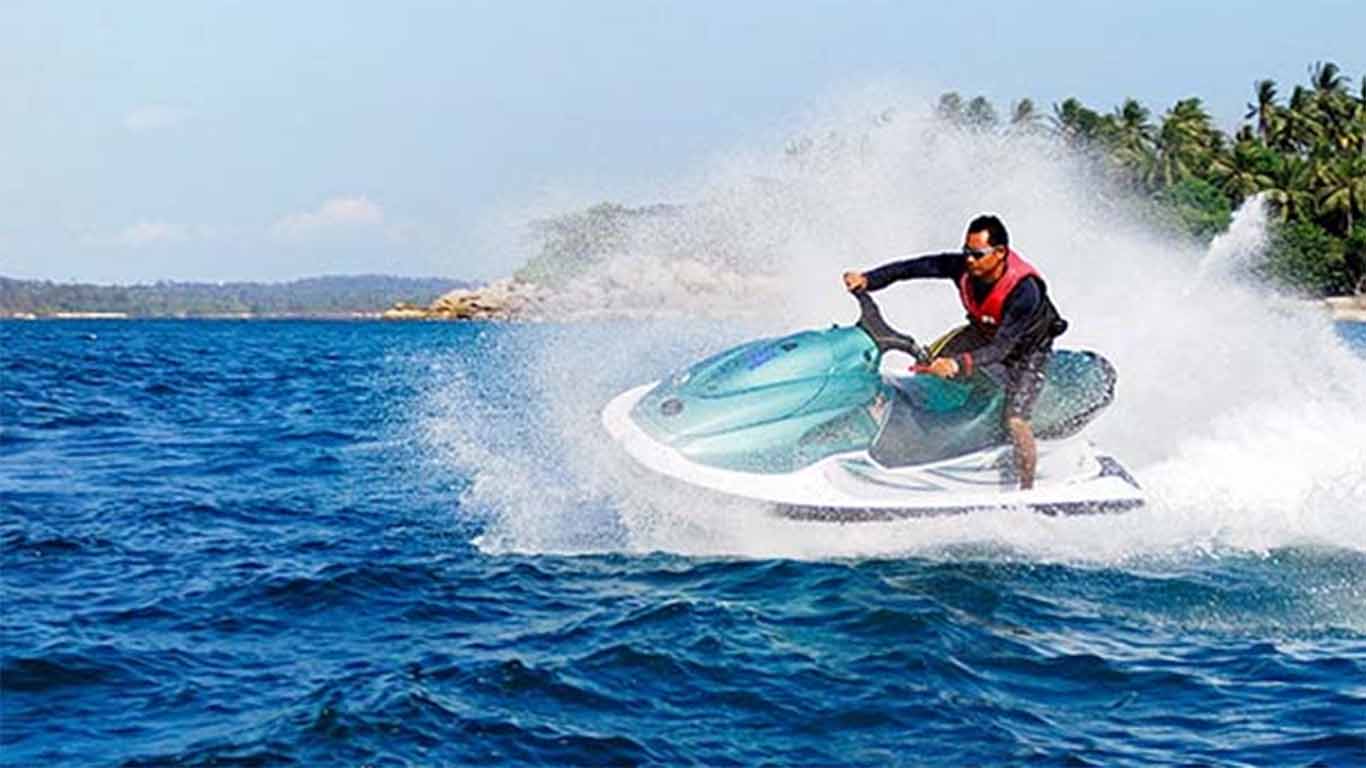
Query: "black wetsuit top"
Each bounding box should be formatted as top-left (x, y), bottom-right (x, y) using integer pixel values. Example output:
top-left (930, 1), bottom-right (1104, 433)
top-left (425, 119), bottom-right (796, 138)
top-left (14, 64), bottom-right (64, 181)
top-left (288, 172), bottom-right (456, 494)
top-left (863, 251), bottom-right (1064, 376)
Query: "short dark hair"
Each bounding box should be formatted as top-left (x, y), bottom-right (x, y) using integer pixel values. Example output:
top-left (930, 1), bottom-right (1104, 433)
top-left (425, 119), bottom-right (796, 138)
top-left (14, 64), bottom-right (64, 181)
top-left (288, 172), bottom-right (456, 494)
top-left (967, 214), bottom-right (1008, 248)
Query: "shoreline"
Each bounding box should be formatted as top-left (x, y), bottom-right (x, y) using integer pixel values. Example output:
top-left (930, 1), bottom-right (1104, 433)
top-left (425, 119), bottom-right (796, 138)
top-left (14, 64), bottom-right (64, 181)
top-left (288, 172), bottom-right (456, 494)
top-left (4, 312), bottom-right (387, 321)
top-left (7, 296), bottom-right (1365, 323)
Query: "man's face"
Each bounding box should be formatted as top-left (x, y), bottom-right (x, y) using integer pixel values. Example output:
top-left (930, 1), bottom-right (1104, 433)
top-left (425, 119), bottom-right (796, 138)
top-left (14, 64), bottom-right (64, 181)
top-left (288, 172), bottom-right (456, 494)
top-left (963, 230), bottom-right (1005, 280)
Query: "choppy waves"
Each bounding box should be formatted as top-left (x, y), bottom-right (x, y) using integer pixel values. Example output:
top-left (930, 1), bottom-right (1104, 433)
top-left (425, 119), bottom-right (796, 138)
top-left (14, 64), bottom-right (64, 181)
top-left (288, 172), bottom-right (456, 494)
top-left (3, 320), bottom-right (1365, 766)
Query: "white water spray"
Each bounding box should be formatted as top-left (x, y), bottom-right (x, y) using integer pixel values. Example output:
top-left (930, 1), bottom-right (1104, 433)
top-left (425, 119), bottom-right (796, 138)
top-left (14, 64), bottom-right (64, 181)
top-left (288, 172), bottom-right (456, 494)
top-left (1191, 193), bottom-right (1270, 287)
top-left (429, 85), bottom-right (1366, 562)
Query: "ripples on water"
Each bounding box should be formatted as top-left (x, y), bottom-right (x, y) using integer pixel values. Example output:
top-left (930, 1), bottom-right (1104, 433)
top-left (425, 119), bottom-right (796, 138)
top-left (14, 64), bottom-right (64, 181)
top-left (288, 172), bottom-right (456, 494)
top-left (3, 320), bottom-right (1364, 766)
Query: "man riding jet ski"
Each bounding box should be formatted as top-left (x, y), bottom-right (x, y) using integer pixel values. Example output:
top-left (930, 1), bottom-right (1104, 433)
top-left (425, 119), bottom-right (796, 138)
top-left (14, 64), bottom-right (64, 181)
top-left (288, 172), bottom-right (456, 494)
top-left (601, 217), bottom-right (1143, 520)
top-left (844, 214), bottom-right (1063, 490)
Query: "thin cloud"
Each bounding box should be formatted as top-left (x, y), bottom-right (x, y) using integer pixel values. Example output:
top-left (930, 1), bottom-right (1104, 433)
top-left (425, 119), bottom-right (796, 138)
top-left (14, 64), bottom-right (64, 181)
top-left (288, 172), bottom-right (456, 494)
top-left (124, 104), bottom-right (191, 133)
top-left (117, 221), bottom-right (186, 246)
top-left (271, 196), bottom-right (386, 241)
top-left (77, 221), bottom-right (204, 248)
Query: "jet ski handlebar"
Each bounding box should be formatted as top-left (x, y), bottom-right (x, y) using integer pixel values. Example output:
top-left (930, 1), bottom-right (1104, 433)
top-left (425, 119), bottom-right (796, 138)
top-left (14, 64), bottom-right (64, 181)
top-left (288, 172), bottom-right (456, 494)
top-left (853, 290), bottom-right (930, 364)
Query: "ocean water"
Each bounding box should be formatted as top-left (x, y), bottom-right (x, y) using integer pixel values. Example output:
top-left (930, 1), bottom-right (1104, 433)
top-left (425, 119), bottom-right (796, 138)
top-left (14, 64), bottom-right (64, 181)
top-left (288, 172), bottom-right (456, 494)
top-left (3, 318), bottom-right (1365, 766)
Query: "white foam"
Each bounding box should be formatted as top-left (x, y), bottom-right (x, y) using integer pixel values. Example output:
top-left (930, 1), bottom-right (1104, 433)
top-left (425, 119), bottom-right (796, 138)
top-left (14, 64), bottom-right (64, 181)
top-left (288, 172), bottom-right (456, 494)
top-left (426, 85), bottom-right (1366, 563)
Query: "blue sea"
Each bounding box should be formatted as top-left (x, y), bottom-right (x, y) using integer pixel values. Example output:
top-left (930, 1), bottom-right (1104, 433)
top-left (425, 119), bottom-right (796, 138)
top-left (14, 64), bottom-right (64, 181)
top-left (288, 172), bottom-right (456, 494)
top-left (3, 319), bottom-right (1365, 766)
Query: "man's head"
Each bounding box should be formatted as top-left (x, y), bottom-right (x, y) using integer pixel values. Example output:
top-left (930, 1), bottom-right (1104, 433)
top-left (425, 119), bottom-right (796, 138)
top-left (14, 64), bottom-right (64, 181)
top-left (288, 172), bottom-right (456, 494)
top-left (963, 214), bottom-right (1009, 281)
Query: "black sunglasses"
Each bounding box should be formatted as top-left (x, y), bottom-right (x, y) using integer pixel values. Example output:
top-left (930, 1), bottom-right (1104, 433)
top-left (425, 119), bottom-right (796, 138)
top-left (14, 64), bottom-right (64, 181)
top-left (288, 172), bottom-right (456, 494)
top-left (962, 245), bottom-right (1000, 261)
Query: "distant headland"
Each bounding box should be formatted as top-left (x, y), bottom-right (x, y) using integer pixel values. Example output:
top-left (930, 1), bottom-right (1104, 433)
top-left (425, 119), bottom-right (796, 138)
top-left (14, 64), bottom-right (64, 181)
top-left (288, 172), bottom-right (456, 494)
top-left (1, 275), bottom-right (473, 320)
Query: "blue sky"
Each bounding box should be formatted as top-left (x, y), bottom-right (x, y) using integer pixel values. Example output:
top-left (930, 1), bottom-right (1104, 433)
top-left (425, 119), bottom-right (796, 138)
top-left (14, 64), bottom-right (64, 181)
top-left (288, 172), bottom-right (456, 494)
top-left (3, 1), bottom-right (1362, 284)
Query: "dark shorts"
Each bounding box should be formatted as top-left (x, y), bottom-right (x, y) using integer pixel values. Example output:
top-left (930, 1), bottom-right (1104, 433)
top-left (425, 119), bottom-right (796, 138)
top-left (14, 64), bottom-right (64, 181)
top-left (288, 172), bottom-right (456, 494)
top-left (930, 325), bottom-right (1051, 421)
top-left (1001, 347), bottom-right (1050, 421)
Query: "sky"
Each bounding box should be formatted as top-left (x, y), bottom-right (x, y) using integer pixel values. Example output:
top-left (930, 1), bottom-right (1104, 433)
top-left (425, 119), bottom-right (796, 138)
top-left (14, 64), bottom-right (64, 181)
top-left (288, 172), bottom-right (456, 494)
top-left (3, 1), bottom-right (1363, 284)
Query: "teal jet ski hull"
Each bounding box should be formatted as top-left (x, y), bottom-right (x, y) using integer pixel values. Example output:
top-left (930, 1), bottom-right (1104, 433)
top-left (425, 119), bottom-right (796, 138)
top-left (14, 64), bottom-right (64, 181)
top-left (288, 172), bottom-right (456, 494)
top-left (628, 325), bottom-right (1120, 476)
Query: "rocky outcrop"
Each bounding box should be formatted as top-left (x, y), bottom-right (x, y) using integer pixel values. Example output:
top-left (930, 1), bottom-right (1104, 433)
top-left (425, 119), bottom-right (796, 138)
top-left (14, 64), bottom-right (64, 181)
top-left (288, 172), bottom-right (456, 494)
top-left (382, 278), bottom-right (550, 321)
top-left (1324, 295), bottom-right (1366, 322)
top-left (538, 256), bottom-right (782, 321)
top-left (381, 259), bottom-right (791, 322)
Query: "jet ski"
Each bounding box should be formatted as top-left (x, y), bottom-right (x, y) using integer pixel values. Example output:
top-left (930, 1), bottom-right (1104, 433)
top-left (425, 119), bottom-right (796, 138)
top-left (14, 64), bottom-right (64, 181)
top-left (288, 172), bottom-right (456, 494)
top-left (601, 291), bottom-right (1144, 520)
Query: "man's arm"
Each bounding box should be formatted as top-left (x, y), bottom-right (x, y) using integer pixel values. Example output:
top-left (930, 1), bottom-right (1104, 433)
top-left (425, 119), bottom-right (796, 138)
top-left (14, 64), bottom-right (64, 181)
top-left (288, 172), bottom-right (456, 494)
top-left (861, 252), bottom-right (965, 291)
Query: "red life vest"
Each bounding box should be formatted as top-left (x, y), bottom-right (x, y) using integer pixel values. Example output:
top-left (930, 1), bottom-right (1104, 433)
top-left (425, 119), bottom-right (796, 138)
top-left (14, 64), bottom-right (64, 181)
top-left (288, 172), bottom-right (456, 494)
top-left (957, 248), bottom-right (1042, 332)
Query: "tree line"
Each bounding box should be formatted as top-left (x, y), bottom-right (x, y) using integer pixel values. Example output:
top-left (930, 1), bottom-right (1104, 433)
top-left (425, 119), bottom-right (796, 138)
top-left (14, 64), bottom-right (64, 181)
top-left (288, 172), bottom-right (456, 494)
top-left (932, 61), bottom-right (1365, 295)
top-left (0, 275), bottom-right (472, 317)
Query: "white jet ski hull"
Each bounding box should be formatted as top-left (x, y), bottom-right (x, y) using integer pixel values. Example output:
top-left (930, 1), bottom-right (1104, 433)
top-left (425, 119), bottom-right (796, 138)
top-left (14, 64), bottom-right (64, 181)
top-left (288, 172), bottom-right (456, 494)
top-left (603, 383), bottom-right (1145, 521)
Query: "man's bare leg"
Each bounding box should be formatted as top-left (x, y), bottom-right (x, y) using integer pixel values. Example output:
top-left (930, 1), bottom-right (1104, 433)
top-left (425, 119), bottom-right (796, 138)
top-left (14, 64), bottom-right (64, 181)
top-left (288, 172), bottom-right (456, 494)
top-left (1006, 417), bottom-right (1037, 490)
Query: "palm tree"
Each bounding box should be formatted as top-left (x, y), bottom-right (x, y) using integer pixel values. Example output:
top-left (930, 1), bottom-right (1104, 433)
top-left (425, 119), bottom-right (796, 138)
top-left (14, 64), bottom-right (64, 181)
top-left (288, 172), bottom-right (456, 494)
top-left (1209, 139), bottom-right (1276, 204)
top-left (1105, 98), bottom-right (1156, 185)
top-left (963, 96), bottom-right (999, 131)
top-left (1316, 155), bottom-right (1366, 235)
top-left (1008, 98), bottom-right (1043, 133)
top-left (1264, 154), bottom-right (1316, 223)
top-left (1310, 61), bottom-right (1347, 95)
top-left (1306, 62), bottom-right (1359, 152)
top-left (1276, 86), bottom-right (1324, 153)
top-left (1110, 100), bottom-right (1154, 146)
top-left (1145, 98), bottom-right (1216, 190)
top-left (1245, 79), bottom-right (1280, 141)
top-left (1146, 131), bottom-right (1185, 190)
top-left (936, 92), bottom-right (965, 126)
top-left (1169, 98), bottom-right (1216, 146)
top-left (1352, 77), bottom-right (1366, 146)
top-left (1050, 97), bottom-right (1105, 148)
